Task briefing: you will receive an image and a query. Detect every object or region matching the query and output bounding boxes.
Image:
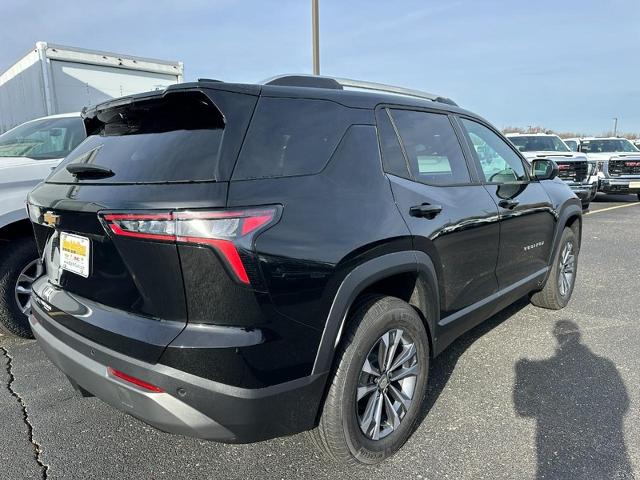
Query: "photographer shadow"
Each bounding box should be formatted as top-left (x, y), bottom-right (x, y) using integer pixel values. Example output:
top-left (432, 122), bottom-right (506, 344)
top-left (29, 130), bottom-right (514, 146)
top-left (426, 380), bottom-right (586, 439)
top-left (513, 320), bottom-right (633, 479)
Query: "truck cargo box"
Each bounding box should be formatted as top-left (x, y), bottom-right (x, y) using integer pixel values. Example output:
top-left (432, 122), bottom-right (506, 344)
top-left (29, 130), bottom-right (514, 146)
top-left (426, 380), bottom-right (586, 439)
top-left (0, 42), bottom-right (183, 133)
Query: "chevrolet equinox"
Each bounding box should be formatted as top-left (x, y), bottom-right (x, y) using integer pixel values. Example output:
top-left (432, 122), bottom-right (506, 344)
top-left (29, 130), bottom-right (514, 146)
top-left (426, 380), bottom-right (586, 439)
top-left (27, 75), bottom-right (582, 464)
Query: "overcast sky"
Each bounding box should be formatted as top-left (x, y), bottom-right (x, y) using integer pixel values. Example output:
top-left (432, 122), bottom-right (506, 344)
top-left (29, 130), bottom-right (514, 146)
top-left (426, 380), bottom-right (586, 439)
top-left (1, 0), bottom-right (639, 134)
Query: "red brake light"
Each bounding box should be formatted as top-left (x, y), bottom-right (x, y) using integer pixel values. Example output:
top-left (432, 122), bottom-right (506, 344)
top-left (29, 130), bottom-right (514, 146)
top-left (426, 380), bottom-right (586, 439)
top-left (107, 367), bottom-right (164, 393)
top-left (241, 214), bottom-right (274, 235)
top-left (101, 207), bottom-right (279, 284)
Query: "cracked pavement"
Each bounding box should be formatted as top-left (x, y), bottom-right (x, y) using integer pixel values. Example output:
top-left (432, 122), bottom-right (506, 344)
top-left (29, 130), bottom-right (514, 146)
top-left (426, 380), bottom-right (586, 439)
top-left (0, 195), bottom-right (639, 479)
top-left (0, 346), bottom-right (48, 480)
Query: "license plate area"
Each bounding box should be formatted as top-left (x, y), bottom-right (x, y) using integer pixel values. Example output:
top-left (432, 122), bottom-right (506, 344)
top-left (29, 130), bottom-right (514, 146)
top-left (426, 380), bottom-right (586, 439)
top-left (629, 181), bottom-right (640, 189)
top-left (60, 232), bottom-right (91, 278)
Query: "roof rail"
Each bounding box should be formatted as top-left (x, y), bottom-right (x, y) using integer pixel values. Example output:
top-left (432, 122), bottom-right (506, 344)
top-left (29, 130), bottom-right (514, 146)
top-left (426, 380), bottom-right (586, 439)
top-left (262, 74), bottom-right (457, 106)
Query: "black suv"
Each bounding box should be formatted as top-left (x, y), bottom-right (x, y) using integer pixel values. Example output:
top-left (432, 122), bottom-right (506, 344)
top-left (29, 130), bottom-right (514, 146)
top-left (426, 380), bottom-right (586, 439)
top-left (27, 76), bottom-right (582, 464)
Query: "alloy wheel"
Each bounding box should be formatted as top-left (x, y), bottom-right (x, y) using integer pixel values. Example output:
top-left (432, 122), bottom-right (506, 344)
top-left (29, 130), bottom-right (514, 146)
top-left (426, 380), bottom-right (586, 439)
top-left (356, 328), bottom-right (419, 440)
top-left (14, 259), bottom-right (42, 315)
top-left (558, 242), bottom-right (575, 297)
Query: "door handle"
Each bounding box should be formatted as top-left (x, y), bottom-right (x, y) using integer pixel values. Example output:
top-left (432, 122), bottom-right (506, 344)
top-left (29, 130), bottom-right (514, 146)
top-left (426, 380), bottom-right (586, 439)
top-left (498, 199), bottom-right (520, 210)
top-left (409, 203), bottom-right (443, 219)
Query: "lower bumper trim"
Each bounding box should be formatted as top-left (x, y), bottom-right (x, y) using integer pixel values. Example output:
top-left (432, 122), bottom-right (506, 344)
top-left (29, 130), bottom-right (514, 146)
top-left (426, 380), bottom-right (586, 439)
top-left (31, 314), bottom-right (236, 441)
top-left (30, 307), bottom-right (328, 443)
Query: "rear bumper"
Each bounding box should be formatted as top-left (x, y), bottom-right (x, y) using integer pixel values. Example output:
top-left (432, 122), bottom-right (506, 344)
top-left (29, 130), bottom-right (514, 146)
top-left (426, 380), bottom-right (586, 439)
top-left (599, 177), bottom-right (640, 194)
top-left (30, 303), bottom-right (327, 443)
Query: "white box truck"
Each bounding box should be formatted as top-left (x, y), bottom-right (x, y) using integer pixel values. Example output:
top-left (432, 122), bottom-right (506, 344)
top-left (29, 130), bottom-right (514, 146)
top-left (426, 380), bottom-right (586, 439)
top-left (0, 41), bottom-right (184, 133)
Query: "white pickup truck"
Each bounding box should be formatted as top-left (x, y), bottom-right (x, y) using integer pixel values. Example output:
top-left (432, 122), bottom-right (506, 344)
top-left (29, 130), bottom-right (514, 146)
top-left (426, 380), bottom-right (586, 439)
top-left (564, 137), bottom-right (640, 201)
top-left (506, 133), bottom-right (597, 208)
top-left (0, 113), bottom-right (86, 336)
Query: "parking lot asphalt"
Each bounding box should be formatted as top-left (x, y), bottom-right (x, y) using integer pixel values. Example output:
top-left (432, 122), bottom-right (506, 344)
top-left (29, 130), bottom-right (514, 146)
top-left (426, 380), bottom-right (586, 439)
top-left (1, 194), bottom-right (639, 480)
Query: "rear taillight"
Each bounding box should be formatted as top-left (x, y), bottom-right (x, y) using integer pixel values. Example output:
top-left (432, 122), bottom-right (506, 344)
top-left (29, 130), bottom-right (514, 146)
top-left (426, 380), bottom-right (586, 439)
top-left (101, 207), bottom-right (279, 284)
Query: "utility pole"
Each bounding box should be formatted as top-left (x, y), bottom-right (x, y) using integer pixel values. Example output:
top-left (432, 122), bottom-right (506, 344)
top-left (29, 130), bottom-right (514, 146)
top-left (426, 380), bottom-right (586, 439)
top-left (612, 117), bottom-right (618, 136)
top-left (312, 0), bottom-right (320, 75)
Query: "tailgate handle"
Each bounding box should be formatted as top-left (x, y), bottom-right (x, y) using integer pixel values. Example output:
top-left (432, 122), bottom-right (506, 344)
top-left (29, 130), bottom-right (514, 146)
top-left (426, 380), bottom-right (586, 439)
top-left (409, 203), bottom-right (442, 219)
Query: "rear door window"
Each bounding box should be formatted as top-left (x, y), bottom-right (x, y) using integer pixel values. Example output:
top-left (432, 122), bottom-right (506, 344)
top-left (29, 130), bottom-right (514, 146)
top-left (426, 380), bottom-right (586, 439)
top-left (232, 97), bottom-right (354, 180)
top-left (388, 109), bottom-right (470, 185)
top-left (48, 91), bottom-right (231, 184)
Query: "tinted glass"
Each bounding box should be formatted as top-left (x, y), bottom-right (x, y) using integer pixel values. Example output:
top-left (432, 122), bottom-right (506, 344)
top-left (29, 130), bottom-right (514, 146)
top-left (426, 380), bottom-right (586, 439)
top-left (509, 135), bottom-right (570, 152)
top-left (462, 119), bottom-right (527, 183)
top-left (50, 131), bottom-right (223, 183)
top-left (47, 92), bottom-right (225, 184)
top-left (389, 109), bottom-right (470, 185)
top-left (0, 117), bottom-right (85, 160)
top-left (580, 139), bottom-right (638, 153)
top-left (376, 109), bottom-right (410, 178)
top-left (564, 139), bottom-right (578, 151)
top-left (233, 98), bottom-right (352, 180)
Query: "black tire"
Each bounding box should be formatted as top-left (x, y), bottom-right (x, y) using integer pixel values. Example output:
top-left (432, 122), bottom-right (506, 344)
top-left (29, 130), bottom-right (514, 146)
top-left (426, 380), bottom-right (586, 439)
top-left (637, 193), bottom-right (640, 202)
top-left (530, 227), bottom-right (578, 310)
top-left (0, 239), bottom-right (39, 338)
top-left (311, 295), bottom-right (430, 465)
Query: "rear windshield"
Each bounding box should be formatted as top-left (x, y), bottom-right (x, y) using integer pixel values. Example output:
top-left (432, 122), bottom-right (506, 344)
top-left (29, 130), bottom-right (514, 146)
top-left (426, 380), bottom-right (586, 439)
top-left (232, 97), bottom-right (354, 180)
top-left (47, 92), bottom-right (225, 184)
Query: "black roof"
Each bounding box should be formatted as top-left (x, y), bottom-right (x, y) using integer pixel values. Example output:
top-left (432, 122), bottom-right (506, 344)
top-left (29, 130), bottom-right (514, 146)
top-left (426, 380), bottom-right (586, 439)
top-left (83, 77), bottom-right (480, 122)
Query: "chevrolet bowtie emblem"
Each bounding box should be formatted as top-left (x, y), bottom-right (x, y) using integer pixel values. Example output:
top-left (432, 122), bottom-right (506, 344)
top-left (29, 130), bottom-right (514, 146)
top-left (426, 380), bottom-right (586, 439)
top-left (43, 211), bottom-right (60, 227)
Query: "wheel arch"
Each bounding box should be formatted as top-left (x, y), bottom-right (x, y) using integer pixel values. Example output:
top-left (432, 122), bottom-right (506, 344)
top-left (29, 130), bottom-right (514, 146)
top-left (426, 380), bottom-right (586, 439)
top-left (565, 213), bottom-right (582, 248)
top-left (553, 203), bottom-right (582, 252)
top-left (0, 215), bottom-right (34, 244)
top-left (311, 251), bottom-right (440, 376)
top-left (545, 202), bottom-right (582, 280)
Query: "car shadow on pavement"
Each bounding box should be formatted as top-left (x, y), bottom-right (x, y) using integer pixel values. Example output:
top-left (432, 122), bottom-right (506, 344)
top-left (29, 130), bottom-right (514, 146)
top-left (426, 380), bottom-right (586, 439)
top-left (513, 319), bottom-right (633, 480)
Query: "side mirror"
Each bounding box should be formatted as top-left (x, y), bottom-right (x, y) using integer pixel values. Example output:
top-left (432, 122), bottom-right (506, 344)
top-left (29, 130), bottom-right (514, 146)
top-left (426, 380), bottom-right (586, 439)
top-left (531, 158), bottom-right (558, 180)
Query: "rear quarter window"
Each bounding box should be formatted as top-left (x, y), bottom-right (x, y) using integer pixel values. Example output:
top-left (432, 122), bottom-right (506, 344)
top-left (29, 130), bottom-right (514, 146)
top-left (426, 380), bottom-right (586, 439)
top-left (232, 97), bottom-right (357, 180)
top-left (376, 108), bottom-right (411, 179)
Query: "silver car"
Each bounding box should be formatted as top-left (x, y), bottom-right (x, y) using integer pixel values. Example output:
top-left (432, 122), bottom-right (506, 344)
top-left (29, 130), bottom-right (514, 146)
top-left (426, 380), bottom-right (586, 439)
top-left (0, 113), bottom-right (85, 337)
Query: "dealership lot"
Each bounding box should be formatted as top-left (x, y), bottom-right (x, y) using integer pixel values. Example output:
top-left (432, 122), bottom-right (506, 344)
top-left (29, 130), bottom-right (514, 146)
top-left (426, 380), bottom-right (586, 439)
top-left (1, 195), bottom-right (638, 480)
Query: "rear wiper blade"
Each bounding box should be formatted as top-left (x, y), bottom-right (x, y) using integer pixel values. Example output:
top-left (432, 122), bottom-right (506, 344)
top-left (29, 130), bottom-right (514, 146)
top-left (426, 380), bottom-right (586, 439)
top-left (66, 163), bottom-right (115, 178)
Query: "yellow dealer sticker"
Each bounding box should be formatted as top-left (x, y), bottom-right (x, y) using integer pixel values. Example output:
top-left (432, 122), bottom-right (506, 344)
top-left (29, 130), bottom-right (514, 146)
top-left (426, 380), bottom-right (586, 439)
top-left (60, 232), bottom-right (90, 278)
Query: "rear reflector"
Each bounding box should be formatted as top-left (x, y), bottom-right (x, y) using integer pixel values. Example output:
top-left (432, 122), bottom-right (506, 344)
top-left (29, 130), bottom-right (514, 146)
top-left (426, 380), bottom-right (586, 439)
top-left (101, 207), bottom-right (279, 284)
top-left (107, 367), bottom-right (164, 393)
